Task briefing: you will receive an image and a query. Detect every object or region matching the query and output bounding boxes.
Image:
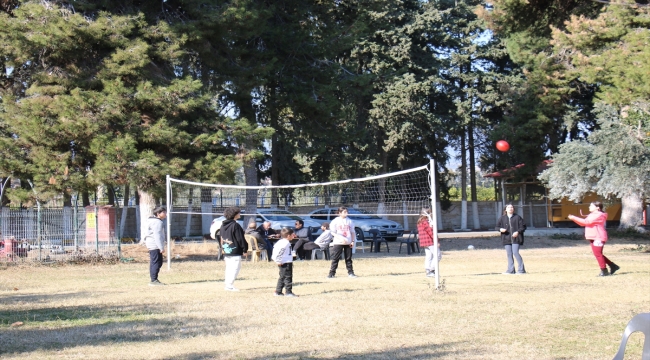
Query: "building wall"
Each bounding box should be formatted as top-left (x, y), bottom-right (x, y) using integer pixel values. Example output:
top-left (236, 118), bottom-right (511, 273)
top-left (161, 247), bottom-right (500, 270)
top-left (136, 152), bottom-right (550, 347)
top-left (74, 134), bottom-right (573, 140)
top-left (0, 202), bottom-right (550, 242)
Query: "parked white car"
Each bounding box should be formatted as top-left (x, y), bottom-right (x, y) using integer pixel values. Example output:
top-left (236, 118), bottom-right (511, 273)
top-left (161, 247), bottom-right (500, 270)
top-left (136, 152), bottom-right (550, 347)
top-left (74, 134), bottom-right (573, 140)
top-left (304, 208), bottom-right (404, 241)
top-left (210, 209), bottom-right (322, 240)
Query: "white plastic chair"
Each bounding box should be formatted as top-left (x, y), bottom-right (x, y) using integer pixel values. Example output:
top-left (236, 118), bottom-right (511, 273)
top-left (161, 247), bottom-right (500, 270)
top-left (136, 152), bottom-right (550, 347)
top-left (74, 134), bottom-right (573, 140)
top-left (310, 247), bottom-right (330, 260)
top-left (612, 312), bottom-right (650, 360)
top-left (353, 235), bottom-right (364, 254)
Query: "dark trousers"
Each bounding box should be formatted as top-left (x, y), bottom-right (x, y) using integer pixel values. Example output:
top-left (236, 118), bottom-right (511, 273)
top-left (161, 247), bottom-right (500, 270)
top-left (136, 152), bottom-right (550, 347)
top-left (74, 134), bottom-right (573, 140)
top-left (329, 244), bottom-right (354, 276)
top-left (263, 238), bottom-right (273, 260)
top-left (293, 238), bottom-right (314, 259)
top-left (149, 250), bottom-right (163, 282)
top-left (276, 263), bottom-right (294, 294)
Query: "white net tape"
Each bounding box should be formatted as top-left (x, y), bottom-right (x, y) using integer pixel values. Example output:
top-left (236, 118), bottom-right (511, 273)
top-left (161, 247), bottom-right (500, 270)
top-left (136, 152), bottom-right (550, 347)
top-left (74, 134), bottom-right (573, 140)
top-left (168, 165), bottom-right (431, 219)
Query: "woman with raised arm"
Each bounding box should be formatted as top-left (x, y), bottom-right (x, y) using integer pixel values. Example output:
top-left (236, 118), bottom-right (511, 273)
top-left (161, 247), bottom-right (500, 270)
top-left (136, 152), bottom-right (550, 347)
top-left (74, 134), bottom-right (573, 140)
top-left (568, 201), bottom-right (620, 277)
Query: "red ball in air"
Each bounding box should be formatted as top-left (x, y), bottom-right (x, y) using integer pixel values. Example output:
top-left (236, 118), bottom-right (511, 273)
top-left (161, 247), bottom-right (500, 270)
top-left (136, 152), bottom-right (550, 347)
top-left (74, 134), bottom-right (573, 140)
top-left (496, 140), bottom-right (510, 152)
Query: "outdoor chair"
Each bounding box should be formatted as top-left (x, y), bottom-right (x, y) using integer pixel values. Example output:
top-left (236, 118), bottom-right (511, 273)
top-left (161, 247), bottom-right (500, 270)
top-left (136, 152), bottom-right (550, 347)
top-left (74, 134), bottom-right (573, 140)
top-left (353, 232), bottom-right (365, 254)
top-left (309, 226), bottom-right (319, 241)
top-left (368, 229), bottom-right (389, 253)
top-left (244, 234), bottom-right (266, 262)
top-left (310, 247), bottom-right (330, 260)
top-left (612, 312), bottom-right (650, 360)
top-left (399, 231), bottom-right (420, 255)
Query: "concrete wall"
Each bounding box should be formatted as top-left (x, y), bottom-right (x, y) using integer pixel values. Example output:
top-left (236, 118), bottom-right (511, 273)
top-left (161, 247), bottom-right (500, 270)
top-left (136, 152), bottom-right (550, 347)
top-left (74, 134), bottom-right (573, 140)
top-left (1, 201), bottom-right (553, 242)
top-left (434, 201), bottom-right (549, 231)
top-left (110, 201), bottom-right (551, 239)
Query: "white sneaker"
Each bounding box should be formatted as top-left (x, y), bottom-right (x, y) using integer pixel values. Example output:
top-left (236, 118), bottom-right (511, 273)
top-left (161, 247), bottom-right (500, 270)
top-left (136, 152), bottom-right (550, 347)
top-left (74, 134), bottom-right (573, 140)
top-left (224, 287), bottom-right (240, 292)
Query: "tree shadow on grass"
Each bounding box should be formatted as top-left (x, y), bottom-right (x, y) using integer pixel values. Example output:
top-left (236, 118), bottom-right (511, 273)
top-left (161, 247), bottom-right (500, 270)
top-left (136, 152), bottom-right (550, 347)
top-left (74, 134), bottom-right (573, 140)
top-left (174, 255), bottom-right (221, 262)
top-left (0, 291), bottom-right (95, 304)
top-left (167, 341), bottom-right (469, 360)
top-left (172, 279), bottom-right (218, 285)
top-left (0, 305), bottom-right (238, 355)
top-left (0, 303), bottom-right (168, 326)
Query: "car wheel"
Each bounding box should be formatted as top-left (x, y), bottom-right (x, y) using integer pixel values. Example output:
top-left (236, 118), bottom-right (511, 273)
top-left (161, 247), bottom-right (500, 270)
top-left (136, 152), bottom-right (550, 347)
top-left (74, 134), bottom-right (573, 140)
top-left (385, 237), bottom-right (397, 242)
top-left (355, 228), bottom-right (364, 241)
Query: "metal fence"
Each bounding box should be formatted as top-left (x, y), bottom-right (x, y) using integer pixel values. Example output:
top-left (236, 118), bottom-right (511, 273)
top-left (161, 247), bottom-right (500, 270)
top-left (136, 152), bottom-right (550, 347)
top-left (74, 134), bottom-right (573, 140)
top-left (0, 205), bottom-right (120, 263)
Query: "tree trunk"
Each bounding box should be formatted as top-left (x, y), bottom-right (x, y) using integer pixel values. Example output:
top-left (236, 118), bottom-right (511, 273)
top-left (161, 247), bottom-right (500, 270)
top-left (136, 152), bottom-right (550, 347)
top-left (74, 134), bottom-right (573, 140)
top-left (200, 188), bottom-right (213, 236)
top-left (468, 124), bottom-right (480, 230)
top-left (82, 190), bottom-right (90, 207)
top-left (619, 193), bottom-right (644, 230)
top-left (120, 184), bottom-right (130, 239)
top-left (243, 157), bottom-right (258, 227)
top-left (271, 117), bottom-right (279, 207)
top-left (138, 187), bottom-right (157, 242)
top-left (107, 186), bottom-right (115, 206)
top-left (460, 128), bottom-right (468, 230)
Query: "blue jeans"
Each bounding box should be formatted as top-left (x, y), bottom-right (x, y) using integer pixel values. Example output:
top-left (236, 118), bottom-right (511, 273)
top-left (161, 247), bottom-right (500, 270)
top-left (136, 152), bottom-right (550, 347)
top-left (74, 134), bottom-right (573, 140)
top-left (505, 244), bottom-right (525, 273)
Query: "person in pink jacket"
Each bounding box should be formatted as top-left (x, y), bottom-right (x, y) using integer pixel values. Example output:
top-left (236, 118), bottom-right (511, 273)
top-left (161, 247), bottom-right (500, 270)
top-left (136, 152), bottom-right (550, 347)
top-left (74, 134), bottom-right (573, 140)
top-left (568, 201), bottom-right (620, 276)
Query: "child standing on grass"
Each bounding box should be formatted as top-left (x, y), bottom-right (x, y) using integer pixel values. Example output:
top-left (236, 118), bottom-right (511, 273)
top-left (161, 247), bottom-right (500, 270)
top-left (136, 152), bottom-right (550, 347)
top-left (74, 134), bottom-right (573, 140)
top-left (328, 206), bottom-right (357, 278)
top-left (272, 227), bottom-right (299, 297)
top-left (417, 208), bottom-right (442, 277)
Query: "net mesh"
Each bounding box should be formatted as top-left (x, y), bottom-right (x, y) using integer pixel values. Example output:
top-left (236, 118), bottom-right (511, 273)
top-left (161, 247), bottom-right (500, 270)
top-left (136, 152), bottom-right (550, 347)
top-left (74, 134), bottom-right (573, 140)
top-left (167, 165), bottom-right (432, 234)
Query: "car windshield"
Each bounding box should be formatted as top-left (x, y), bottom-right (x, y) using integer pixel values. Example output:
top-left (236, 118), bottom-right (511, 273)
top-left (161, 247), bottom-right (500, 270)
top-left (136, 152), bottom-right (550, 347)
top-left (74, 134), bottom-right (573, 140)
top-left (259, 210), bottom-right (302, 221)
top-left (346, 208), bottom-right (381, 220)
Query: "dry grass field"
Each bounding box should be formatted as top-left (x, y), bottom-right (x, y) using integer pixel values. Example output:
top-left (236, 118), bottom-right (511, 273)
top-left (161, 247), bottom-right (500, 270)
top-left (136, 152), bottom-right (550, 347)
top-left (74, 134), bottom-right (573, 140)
top-left (1, 235), bottom-right (649, 360)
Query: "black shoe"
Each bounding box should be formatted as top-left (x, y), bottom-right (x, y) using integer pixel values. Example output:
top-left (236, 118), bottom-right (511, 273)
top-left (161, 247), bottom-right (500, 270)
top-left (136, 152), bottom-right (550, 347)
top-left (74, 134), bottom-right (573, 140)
top-left (285, 292), bottom-right (299, 297)
top-left (149, 280), bottom-right (165, 286)
top-left (609, 263), bottom-right (620, 275)
top-left (598, 268), bottom-right (610, 277)
top-left (327, 274), bottom-right (335, 278)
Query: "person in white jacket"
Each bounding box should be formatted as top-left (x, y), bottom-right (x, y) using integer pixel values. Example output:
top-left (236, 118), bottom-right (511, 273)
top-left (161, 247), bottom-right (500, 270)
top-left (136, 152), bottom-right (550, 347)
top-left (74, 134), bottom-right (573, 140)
top-left (327, 207), bottom-right (357, 278)
top-left (272, 228), bottom-right (299, 297)
top-left (144, 206), bottom-right (166, 286)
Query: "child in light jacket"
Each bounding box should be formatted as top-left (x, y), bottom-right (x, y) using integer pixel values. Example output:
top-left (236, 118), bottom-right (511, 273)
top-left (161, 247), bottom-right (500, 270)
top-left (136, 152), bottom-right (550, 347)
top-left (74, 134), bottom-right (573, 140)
top-left (272, 228), bottom-right (299, 297)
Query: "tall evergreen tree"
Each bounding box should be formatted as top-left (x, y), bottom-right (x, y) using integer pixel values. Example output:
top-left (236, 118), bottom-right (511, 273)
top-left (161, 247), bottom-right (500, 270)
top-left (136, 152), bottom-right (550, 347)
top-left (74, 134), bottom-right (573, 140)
top-left (539, 105), bottom-right (649, 230)
top-left (479, 0), bottom-right (603, 176)
top-left (539, 3), bottom-right (650, 228)
top-left (0, 2), bottom-right (239, 238)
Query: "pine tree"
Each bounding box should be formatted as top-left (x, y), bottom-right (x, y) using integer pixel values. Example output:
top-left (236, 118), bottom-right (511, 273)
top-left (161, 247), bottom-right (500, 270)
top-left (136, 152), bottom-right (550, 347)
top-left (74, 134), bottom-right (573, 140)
top-left (479, 0), bottom-right (603, 175)
top-left (538, 3), bottom-right (650, 229)
top-left (539, 105), bottom-right (650, 230)
top-left (0, 2), bottom-right (239, 237)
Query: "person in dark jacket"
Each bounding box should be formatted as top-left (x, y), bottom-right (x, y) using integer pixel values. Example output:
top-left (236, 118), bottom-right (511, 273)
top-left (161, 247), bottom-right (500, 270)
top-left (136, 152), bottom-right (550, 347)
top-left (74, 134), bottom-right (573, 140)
top-left (256, 221), bottom-right (277, 260)
top-left (220, 207), bottom-right (248, 291)
top-left (292, 219), bottom-right (314, 260)
top-left (496, 204), bottom-right (527, 274)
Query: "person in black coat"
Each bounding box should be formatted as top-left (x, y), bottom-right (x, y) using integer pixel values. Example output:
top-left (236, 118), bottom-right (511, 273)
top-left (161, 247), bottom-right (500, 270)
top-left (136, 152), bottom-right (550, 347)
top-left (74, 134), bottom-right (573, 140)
top-left (221, 207), bottom-right (248, 291)
top-left (256, 221), bottom-right (277, 260)
top-left (496, 204), bottom-right (527, 274)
